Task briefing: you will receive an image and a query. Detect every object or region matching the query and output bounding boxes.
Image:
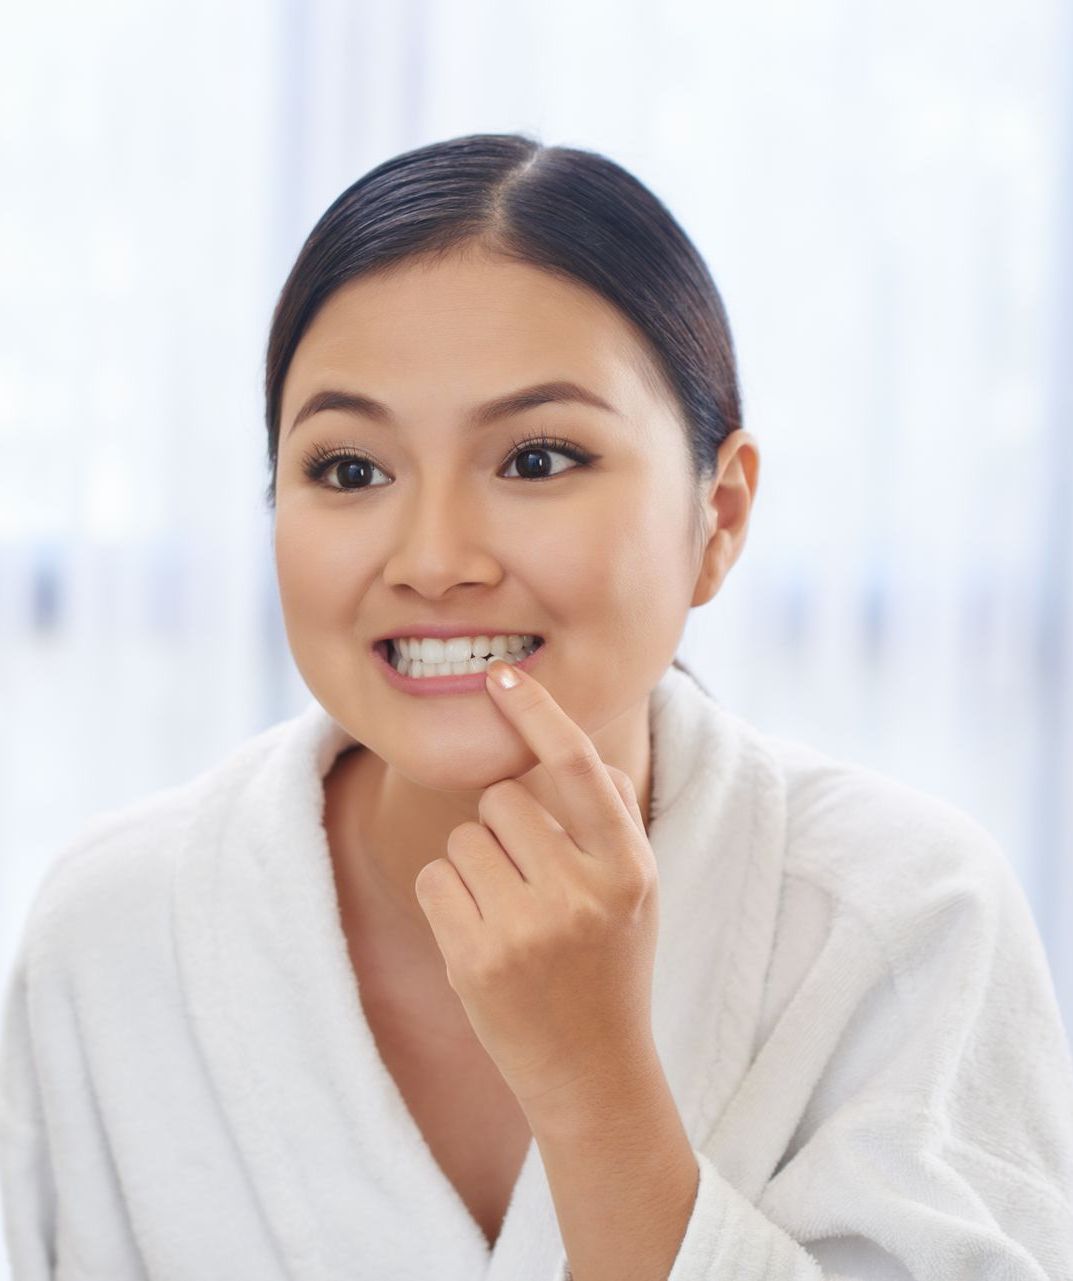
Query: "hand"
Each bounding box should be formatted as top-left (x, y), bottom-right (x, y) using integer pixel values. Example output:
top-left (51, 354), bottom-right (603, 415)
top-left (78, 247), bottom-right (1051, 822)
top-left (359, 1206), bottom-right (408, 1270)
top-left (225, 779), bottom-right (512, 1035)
top-left (413, 658), bottom-right (661, 1124)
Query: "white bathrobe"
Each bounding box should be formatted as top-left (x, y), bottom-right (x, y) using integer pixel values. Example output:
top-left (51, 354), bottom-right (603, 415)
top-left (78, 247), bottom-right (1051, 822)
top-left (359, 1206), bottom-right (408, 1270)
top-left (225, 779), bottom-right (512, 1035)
top-left (2, 662), bottom-right (1072, 1280)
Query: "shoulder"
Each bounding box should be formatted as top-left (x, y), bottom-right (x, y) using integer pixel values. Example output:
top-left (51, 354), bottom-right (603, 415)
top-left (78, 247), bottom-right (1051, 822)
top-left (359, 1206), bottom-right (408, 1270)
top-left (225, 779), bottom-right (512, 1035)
top-left (14, 710), bottom-right (307, 979)
top-left (753, 723), bottom-right (1015, 960)
top-left (659, 670), bottom-right (1011, 946)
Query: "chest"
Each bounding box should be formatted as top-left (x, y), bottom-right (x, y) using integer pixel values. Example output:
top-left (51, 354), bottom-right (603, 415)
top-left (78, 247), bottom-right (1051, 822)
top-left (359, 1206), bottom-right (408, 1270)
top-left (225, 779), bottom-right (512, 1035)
top-left (355, 974), bottom-right (534, 1249)
top-left (361, 983), bottom-right (532, 1245)
top-left (323, 750), bottom-right (534, 1247)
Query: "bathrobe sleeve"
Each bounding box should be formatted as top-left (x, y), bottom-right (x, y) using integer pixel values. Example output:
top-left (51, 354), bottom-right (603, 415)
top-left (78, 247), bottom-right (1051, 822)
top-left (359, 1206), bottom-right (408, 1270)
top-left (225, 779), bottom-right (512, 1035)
top-left (560, 824), bottom-right (1073, 1281)
top-left (0, 950), bottom-right (58, 1281)
top-left (1, 887), bottom-right (152, 1281)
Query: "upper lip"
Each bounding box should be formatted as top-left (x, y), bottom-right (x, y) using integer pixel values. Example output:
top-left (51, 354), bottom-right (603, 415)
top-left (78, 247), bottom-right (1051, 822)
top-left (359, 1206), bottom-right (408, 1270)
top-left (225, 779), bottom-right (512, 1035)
top-left (374, 623), bottom-right (544, 645)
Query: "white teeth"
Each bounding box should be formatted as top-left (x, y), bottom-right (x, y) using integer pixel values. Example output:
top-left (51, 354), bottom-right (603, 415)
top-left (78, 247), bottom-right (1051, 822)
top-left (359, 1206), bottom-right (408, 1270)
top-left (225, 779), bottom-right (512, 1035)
top-left (390, 634), bottom-right (541, 678)
top-left (398, 633), bottom-right (535, 663)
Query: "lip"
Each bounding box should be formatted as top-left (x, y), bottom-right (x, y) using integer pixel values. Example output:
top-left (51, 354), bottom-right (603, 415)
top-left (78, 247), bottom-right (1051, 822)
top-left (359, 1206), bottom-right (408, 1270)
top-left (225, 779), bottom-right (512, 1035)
top-left (374, 624), bottom-right (545, 643)
top-left (372, 638), bottom-right (546, 696)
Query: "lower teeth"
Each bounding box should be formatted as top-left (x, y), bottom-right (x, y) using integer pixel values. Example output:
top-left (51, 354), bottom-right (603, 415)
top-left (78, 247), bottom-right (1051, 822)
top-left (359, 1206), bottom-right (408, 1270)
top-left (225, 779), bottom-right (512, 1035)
top-left (390, 641), bottom-right (540, 678)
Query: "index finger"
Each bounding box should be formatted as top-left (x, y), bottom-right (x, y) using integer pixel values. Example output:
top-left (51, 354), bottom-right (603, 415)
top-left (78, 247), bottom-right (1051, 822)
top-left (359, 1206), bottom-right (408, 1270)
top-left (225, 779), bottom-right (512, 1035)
top-left (484, 657), bottom-right (633, 855)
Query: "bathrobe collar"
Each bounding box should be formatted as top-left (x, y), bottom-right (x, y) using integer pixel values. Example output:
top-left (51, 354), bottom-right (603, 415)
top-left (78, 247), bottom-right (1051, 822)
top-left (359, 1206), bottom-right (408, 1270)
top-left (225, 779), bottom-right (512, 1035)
top-left (173, 662), bottom-right (787, 1280)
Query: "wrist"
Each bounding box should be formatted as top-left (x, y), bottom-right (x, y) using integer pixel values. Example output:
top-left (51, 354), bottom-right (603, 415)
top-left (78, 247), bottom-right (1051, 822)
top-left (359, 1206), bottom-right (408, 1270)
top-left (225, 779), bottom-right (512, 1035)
top-left (519, 1039), bottom-right (670, 1141)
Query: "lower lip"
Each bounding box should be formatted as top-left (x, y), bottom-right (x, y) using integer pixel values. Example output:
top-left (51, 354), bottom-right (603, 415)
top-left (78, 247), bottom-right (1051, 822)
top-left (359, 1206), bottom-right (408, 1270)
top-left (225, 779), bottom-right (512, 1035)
top-left (371, 639), bottom-right (547, 695)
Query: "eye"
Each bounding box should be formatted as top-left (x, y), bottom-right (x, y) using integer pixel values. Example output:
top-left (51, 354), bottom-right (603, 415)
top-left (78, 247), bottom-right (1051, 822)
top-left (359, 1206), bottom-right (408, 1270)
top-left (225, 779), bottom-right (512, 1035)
top-left (301, 434), bottom-right (595, 493)
top-left (500, 434), bottom-right (594, 481)
top-left (301, 444), bottom-right (390, 493)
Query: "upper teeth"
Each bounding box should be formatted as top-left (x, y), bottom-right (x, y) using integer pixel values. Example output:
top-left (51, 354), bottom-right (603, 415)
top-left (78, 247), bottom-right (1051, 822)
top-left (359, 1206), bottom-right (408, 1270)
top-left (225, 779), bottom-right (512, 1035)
top-left (395, 634), bottom-right (539, 662)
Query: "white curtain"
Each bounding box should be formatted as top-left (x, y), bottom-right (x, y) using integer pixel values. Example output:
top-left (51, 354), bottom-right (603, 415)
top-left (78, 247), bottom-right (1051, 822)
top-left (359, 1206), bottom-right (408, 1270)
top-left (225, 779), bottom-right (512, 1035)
top-left (2, 7), bottom-right (1070, 1266)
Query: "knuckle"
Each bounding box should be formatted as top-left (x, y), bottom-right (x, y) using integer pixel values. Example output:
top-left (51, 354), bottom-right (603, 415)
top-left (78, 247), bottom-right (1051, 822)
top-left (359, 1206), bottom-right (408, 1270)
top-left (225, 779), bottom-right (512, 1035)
top-left (607, 764), bottom-right (633, 792)
top-left (414, 858), bottom-right (450, 896)
top-left (553, 744), bottom-right (603, 780)
top-left (609, 768), bottom-right (640, 813)
top-left (565, 890), bottom-right (604, 931)
top-left (472, 933), bottom-right (525, 985)
top-left (614, 859), bottom-right (655, 908)
top-left (445, 821), bottom-right (489, 864)
top-left (478, 779), bottom-right (515, 819)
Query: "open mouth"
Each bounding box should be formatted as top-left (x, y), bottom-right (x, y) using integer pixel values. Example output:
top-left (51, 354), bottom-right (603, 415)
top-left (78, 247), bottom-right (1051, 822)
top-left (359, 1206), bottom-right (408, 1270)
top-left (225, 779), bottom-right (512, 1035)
top-left (376, 636), bottom-right (545, 666)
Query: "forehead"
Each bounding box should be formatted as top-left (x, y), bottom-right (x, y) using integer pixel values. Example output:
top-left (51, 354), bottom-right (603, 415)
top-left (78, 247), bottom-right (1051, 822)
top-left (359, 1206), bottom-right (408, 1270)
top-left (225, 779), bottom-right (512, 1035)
top-left (280, 253), bottom-right (668, 427)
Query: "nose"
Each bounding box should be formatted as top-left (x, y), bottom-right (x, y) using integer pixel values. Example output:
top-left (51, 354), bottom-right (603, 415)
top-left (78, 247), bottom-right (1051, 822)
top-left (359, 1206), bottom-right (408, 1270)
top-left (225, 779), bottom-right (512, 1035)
top-left (381, 477), bottom-right (501, 595)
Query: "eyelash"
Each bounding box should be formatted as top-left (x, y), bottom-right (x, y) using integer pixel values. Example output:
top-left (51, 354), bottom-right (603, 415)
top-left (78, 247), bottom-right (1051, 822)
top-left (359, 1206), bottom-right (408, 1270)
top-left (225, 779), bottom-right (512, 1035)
top-left (300, 433), bottom-right (595, 493)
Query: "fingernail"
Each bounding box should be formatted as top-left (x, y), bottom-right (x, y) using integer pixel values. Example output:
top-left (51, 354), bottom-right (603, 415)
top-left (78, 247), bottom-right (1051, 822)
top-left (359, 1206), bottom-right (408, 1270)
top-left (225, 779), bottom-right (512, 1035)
top-left (487, 658), bottom-right (520, 690)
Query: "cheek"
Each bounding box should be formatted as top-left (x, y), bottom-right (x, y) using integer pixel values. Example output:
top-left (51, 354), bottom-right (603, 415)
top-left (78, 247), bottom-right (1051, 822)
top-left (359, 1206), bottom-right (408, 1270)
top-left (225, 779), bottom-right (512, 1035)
top-left (517, 494), bottom-right (631, 581)
top-left (603, 519), bottom-right (690, 636)
top-left (274, 516), bottom-right (349, 618)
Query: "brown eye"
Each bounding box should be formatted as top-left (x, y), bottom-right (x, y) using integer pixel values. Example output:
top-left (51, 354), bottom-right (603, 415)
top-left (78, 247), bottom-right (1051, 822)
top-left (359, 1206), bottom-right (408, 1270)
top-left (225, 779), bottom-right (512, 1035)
top-left (301, 446), bottom-right (390, 492)
top-left (500, 434), bottom-right (594, 481)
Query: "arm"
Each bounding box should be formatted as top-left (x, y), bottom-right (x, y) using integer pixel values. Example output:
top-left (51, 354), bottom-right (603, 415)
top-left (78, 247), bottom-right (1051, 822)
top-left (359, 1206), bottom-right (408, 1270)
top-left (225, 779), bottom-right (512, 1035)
top-left (525, 1046), bottom-right (700, 1281)
top-left (0, 954), bottom-right (58, 1281)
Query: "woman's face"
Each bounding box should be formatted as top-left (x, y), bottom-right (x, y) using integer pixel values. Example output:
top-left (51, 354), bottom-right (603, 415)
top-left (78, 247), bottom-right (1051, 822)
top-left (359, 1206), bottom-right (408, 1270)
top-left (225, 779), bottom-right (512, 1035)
top-left (273, 251), bottom-right (722, 792)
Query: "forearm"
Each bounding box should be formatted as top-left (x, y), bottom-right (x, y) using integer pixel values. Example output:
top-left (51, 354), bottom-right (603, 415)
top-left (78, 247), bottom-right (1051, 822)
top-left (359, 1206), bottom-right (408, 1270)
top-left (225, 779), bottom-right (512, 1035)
top-left (524, 1049), bottom-right (700, 1281)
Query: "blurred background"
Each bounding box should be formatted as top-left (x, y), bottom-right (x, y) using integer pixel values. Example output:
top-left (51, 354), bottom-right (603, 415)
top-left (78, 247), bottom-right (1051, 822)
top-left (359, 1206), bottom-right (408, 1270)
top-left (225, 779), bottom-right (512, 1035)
top-left (1, 4), bottom-right (1071, 1262)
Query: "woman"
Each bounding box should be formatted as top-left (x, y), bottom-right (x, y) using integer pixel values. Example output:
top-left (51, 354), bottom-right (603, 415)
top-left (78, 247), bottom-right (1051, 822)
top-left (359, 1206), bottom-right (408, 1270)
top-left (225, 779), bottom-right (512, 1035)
top-left (2, 132), bottom-right (1071, 1280)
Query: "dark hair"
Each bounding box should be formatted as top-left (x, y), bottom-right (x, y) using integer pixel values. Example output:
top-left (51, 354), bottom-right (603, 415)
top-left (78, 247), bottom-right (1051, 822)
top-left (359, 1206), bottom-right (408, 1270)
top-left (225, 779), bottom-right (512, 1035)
top-left (263, 131), bottom-right (738, 698)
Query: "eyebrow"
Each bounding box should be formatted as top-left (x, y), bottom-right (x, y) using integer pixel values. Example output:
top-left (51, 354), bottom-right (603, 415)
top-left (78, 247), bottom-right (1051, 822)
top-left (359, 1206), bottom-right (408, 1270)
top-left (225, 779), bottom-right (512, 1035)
top-left (285, 379), bottom-right (621, 440)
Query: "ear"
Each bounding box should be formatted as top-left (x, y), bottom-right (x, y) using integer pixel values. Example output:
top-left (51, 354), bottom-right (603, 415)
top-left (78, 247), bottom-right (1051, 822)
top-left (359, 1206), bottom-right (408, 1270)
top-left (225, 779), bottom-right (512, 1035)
top-left (691, 429), bottom-right (761, 607)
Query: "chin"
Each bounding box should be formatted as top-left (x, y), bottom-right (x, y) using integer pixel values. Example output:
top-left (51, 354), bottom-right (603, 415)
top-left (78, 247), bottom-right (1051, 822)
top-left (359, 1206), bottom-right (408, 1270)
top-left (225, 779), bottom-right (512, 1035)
top-left (383, 743), bottom-right (532, 794)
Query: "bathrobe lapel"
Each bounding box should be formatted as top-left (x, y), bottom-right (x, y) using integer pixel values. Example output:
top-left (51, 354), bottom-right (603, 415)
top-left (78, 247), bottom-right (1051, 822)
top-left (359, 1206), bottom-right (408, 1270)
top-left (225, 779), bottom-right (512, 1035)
top-left (172, 662), bottom-right (787, 1281)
